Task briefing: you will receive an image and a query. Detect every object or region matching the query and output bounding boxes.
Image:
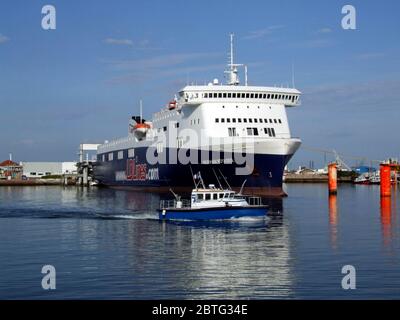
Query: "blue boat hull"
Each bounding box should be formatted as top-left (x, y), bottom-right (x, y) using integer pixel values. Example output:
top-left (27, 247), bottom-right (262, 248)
top-left (158, 206), bottom-right (268, 221)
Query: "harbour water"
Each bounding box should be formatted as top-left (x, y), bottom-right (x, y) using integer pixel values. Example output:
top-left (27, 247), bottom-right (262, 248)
top-left (0, 184), bottom-right (399, 299)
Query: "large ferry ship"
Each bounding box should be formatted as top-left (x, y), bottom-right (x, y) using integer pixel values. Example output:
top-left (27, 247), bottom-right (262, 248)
top-left (94, 35), bottom-right (301, 196)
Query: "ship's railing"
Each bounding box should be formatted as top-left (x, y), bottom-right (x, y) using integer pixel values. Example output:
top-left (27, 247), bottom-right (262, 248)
top-left (245, 196), bottom-right (263, 206)
top-left (160, 199), bottom-right (191, 209)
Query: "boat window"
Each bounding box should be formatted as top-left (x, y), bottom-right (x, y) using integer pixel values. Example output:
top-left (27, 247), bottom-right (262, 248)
top-left (205, 194), bottom-right (211, 200)
top-left (242, 93), bottom-right (246, 98)
top-left (218, 93), bottom-right (222, 98)
top-left (228, 93), bottom-right (231, 98)
top-left (197, 194), bottom-right (204, 200)
top-left (238, 118), bottom-right (242, 123)
top-left (253, 128), bottom-right (259, 136)
top-left (267, 94), bottom-right (270, 99)
top-left (215, 118), bottom-right (219, 123)
top-left (204, 93), bottom-right (208, 98)
top-left (249, 118), bottom-right (253, 123)
top-left (271, 128), bottom-right (276, 137)
top-left (274, 119), bottom-right (277, 123)
top-left (243, 118), bottom-right (247, 123)
top-left (221, 118), bottom-right (225, 123)
top-left (232, 118), bottom-right (236, 123)
top-left (223, 93), bottom-right (227, 98)
top-left (250, 93), bottom-right (254, 98)
top-left (213, 194), bottom-right (218, 200)
top-left (246, 93), bottom-right (250, 98)
top-left (232, 93), bottom-right (236, 98)
top-left (255, 93), bottom-right (258, 99)
top-left (227, 118), bottom-right (231, 123)
top-left (269, 119), bottom-right (273, 123)
top-left (219, 193), bottom-right (224, 198)
top-left (213, 93), bottom-right (218, 98)
top-left (254, 118), bottom-right (258, 123)
top-left (278, 119), bottom-right (282, 123)
top-left (263, 94), bottom-right (266, 99)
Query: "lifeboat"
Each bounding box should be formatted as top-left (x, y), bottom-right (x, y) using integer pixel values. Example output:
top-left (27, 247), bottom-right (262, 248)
top-left (133, 122), bottom-right (151, 140)
top-left (168, 100), bottom-right (177, 110)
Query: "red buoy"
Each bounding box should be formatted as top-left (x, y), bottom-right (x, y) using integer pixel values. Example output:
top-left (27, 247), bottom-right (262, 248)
top-left (380, 164), bottom-right (391, 197)
top-left (328, 163), bottom-right (337, 195)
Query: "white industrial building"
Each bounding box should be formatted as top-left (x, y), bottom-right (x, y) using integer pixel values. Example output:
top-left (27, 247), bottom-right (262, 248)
top-left (20, 162), bottom-right (77, 178)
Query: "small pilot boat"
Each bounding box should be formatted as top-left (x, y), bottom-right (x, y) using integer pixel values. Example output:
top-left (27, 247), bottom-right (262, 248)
top-left (158, 171), bottom-right (268, 221)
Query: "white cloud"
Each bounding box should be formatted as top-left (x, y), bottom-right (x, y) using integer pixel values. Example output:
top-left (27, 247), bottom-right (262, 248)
top-left (317, 28), bottom-right (332, 34)
top-left (356, 52), bottom-right (386, 60)
top-left (243, 25), bottom-right (285, 40)
top-left (0, 33), bottom-right (9, 44)
top-left (103, 38), bottom-right (133, 46)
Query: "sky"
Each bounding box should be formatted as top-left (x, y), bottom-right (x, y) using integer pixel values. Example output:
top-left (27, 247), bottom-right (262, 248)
top-left (0, 0), bottom-right (399, 168)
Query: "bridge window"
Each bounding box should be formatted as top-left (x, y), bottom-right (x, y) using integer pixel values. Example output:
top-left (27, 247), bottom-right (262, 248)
top-left (278, 119), bottom-right (282, 124)
top-left (205, 194), bottom-right (211, 200)
top-left (250, 93), bottom-right (254, 98)
top-left (246, 93), bottom-right (250, 98)
top-left (223, 93), bottom-right (227, 98)
top-left (228, 93), bottom-right (231, 98)
top-left (271, 128), bottom-right (276, 136)
top-left (221, 118), bottom-right (225, 123)
top-left (274, 119), bottom-right (277, 123)
top-left (254, 118), bottom-right (258, 123)
top-left (255, 93), bottom-right (258, 99)
top-left (232, 118), bottom-right (236, 123)
top-left (228, 128), bottom-right (237, 137)
top-left (227, 118), bottom-right (231, 123)
top-left (108, 153), bottom-right (113, 161)
top-left (118, 151), bottom-right (124, 160)
top-left (238, 118), bottom-right (242, 123)
top-left (128, 149), bottom-right (134, 158)
top-left (218, 93), bottom-right (222, 98)
top-left (213, 193), bottom-right (218, 200)
top-left (232, 93), bottom-right (236, 98)
top-left (243, 118), bottom-right (247, 123)
top-left (269, 119), bottom-right (273, 123)
top-left (215, 118), bottom-right (219, 123)
top-left (249, 118), bottom-right (253, 123)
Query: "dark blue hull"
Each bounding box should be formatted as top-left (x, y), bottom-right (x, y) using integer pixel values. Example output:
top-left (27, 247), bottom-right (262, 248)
top-left (158, 206), bottom-right (268, 221)
top-left (94, 147), bottom-right (293, 197)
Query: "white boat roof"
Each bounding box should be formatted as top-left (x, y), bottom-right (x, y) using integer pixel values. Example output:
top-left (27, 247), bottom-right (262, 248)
top-left (180, 85), bottom-right (301, 94)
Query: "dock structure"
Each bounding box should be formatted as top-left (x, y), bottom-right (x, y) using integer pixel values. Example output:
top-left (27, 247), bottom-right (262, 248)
top-left (76, 143), bottom-right (100, 186)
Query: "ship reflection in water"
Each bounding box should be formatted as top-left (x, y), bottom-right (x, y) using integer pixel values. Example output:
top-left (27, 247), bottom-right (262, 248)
top-left (0, 184), bottom-right (400, 299)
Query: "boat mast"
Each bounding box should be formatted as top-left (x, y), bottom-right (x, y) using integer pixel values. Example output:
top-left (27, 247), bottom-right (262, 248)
top-left (140, 99), bottom-right (143, 124)
top-left (225, 33), bottom-right (248, 86)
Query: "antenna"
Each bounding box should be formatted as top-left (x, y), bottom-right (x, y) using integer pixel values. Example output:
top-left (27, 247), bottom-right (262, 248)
top-left (189, 166), bottom-right (197, 190)
top-left (218, 169), bottom-right (232, 190)
top-left (239, 179), bottom-right (247, 195)
top-left (212, 168), bottom-right (223, 189)
top-left (291, 61), bottom-right (295, 88)
top-left (230, 33), bottom-right (234, 68)
top-left (140, 99), bottom-right (143, 123)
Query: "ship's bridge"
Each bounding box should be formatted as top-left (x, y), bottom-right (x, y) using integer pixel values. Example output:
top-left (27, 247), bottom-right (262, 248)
top-left (178, 85), bottom-right (301, 107)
